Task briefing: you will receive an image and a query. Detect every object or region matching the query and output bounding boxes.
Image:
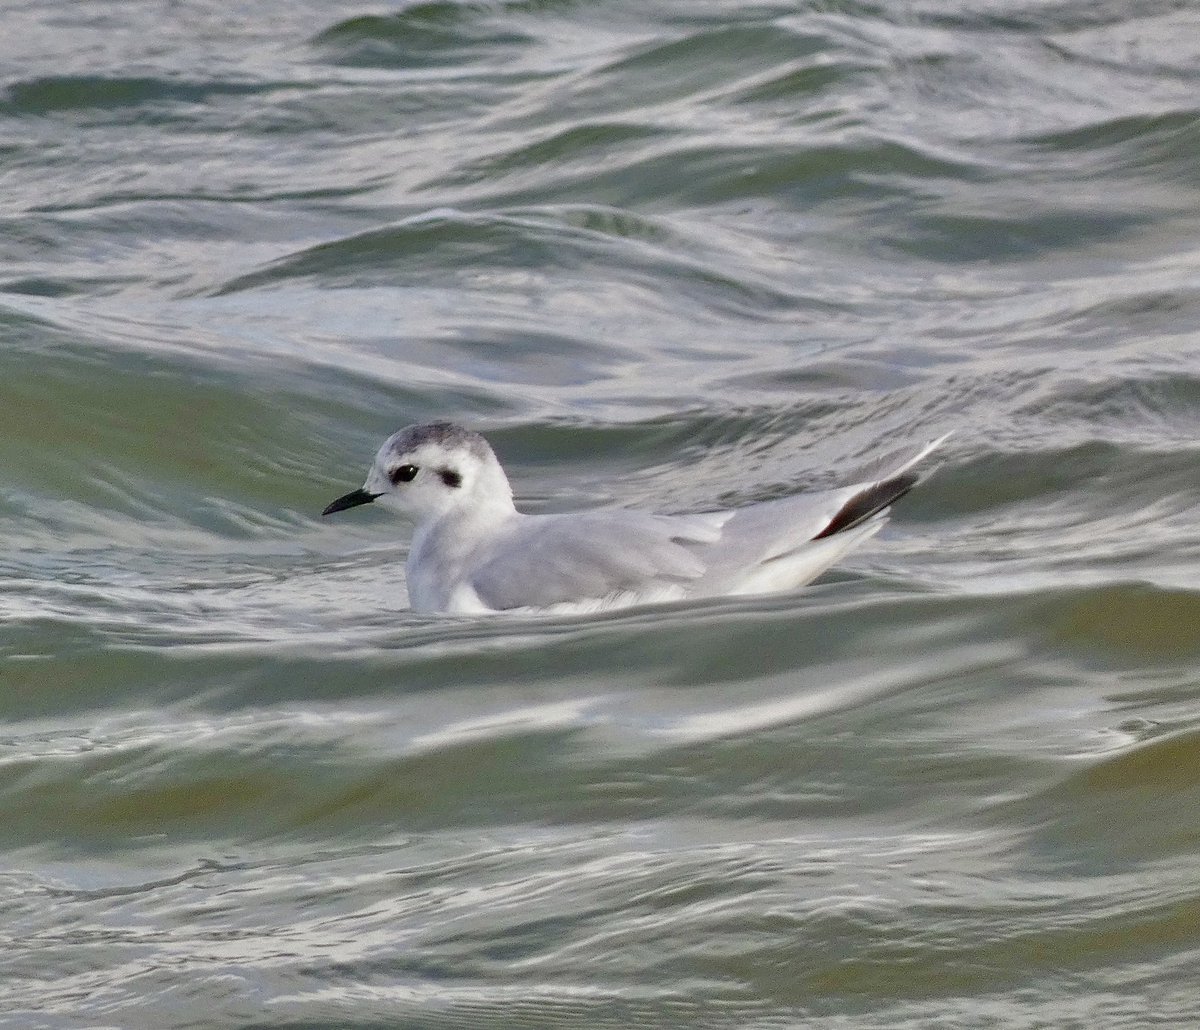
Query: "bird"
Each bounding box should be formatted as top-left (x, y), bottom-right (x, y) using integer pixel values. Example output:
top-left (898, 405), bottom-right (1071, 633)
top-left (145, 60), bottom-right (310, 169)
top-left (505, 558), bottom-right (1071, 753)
top-left (322, 421), bottom-right (947, 615)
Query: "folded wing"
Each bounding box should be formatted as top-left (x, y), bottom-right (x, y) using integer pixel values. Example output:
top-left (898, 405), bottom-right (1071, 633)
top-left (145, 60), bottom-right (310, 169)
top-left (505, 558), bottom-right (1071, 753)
top-left (470, 510), bottom-right (727, 610)
top-left (471, 433), bottom-right (947, 609)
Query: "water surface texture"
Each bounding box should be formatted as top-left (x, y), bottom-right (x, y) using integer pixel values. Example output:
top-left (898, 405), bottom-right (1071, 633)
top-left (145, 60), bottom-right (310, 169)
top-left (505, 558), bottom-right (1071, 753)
top-left (3, 0), bottom-right (1199, 1026)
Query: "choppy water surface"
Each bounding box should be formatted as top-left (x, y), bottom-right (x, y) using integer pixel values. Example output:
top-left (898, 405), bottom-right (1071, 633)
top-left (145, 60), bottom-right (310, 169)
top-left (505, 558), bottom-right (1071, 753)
top-left (3, 0), bottom-right (1200, 1026)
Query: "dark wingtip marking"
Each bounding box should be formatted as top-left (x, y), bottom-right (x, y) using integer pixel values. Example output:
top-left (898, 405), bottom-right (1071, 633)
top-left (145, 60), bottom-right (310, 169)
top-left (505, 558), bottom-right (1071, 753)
top-left (439, 468), bottom-right (462, 488)
top-left (813, 472), bottom-right (919, 539)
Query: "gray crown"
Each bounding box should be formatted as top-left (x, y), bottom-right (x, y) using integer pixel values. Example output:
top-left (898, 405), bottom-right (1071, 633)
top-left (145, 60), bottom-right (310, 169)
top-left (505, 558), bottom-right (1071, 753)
top-left (386, 421), bottom-right (492, 460)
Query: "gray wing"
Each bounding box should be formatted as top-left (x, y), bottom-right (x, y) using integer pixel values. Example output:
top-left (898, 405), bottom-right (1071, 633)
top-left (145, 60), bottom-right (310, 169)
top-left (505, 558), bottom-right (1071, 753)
top-left (470, 510), bottom-right (726, 610)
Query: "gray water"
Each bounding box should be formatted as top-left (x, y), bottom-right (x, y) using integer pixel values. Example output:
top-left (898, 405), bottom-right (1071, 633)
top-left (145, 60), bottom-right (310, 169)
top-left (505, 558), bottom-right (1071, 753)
top-left (3, 1), bottom-right (1200, 1026)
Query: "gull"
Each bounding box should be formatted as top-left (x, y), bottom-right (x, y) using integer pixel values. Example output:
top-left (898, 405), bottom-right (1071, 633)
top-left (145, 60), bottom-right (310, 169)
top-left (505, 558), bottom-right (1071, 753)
top-left (322, 421), bottom-right (948, 615)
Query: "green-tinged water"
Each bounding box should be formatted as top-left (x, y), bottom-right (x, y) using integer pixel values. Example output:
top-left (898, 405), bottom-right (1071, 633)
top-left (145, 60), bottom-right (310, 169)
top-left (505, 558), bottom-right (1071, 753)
top-left (2, 1), bottom-right (1200, 1026)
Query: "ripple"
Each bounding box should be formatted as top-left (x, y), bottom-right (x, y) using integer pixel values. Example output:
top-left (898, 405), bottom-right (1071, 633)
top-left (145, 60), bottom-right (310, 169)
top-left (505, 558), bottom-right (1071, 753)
top-left (1019, 109), bottom-right (1200, 184)
top-left (312, 6), bottom-right (536, 69)
top-left (0, 75), bottom-right (275, 116)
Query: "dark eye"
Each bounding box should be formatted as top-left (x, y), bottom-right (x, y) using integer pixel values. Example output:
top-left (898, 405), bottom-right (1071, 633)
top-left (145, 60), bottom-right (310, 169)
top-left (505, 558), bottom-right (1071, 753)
top-left (390, 464), bottom-right (418, 485)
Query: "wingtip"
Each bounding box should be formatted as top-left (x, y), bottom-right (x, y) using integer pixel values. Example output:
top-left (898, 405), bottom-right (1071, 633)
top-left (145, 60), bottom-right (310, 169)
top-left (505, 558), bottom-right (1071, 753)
top-left (904, 430), bottom-right (953, 473)
top-left (849, 430), bottom-right (952, 484)
top-left (813, 472), bottom-right (918, 539)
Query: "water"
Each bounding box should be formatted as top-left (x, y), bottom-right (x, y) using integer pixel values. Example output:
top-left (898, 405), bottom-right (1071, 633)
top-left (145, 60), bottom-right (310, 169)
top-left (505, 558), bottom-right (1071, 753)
top-left (3, 0), bottom-right (1199, 1026)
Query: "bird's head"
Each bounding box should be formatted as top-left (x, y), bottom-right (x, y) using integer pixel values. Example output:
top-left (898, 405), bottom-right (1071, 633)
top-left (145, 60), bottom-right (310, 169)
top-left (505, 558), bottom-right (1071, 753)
top-left (322, 421), bottom-right (513, 526)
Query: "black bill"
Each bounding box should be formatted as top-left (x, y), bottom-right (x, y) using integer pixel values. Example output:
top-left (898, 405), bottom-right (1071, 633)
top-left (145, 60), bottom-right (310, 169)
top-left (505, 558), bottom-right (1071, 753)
top-left (322, 488), bottom-right (380, 516)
